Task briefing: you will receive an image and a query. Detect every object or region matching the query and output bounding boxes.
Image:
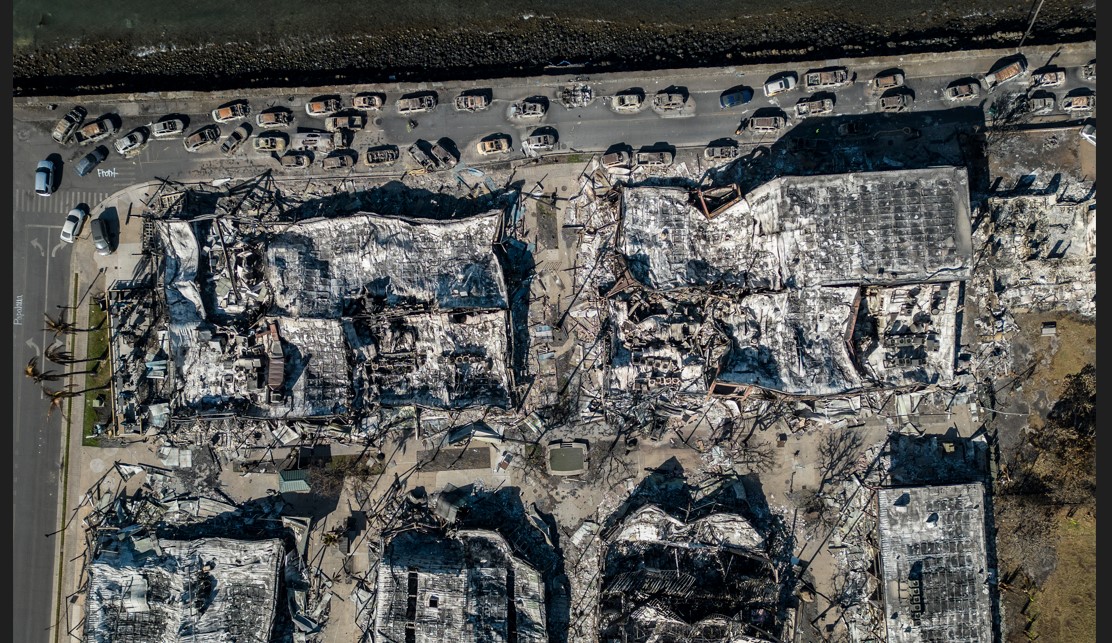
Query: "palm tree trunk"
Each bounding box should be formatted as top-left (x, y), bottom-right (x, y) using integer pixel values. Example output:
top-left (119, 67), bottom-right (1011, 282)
top-left (66, 383), bottom-right (112, 396)
top-left (54, 352), bottom-right (107, 365)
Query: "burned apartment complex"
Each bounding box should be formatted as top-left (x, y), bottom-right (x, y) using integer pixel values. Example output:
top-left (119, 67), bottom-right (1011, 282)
top-left (150, 207), bottom-right (515, 430)
top-left (610, 167), bottom-right (972, 402)
top-left (112, 165), bottom-right (972, 438)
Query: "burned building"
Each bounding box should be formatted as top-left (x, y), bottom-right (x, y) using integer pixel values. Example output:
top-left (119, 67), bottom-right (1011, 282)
top-left (616, 168), bottom-right (972, 399)
top-left (156, 209), bottom-right (513, 420)
top-left (84, 537), bottom-right (283, 643)
top-left (609, 293), bottom-right (724, 396)
top-left (264, 213), bottom-right (508, 317)
top-left (714, 287), bottom-right (862, 396)
top-left (877, 484), bottom-right (994, 643)
top-left (373, 529), bottom-right (547, 642)
top-left (599, 505), bottom-right (784, 643)
top-left (978, 192), bottom-right (1096, 318)
top-left (621, 168), bottom-right (972, 291)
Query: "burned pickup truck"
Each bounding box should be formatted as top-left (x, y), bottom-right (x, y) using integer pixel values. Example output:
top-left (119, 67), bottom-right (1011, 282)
top-left (804, 67), bottom-right (852, 91)
top-left (704, 144), bottom-right (741, 161)
top-left (396, 94), bottom-right (438, 114)
top-left (365, 145), bottom-right (400, 166)
top-left (795, 96), bottom-right (834, 117)
top-left (635, 150), bottom-right (674, 167)
top-left (289, 131), bottom-right (346, 153)
top-left (984, 57), bottom-right (1028, 87)
top-left (408, 139), bottom-right (458, 172)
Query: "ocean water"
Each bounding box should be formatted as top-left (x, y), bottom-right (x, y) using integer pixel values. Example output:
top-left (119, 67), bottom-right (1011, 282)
top-left (12, 0), bottom-right (1095, 95)
top-left (10, 0), bottom-right (1054, 50)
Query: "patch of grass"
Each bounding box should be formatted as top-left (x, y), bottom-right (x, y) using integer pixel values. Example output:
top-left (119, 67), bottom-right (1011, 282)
top-left (1014, 312), bottom-right (1095, 430)
top-left (82, 298), bottom-right (111, 447)
top-left (563, 153), bottom-right (587, 164)
top-left (1029, 511), bottom-right (1096, 642)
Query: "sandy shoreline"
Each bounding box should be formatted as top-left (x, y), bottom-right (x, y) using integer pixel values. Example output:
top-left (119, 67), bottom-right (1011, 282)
top-left (13, 8), bottom-right (1096, 96)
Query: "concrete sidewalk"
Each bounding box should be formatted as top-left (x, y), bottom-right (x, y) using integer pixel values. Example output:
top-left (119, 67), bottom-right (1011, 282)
top-left (49, 179), bottom-right (161, 643)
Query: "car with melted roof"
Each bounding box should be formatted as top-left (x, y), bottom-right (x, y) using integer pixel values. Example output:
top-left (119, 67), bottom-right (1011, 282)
top-left (256, 108), bottom-right (293, 129)
top-left (52, 106), bottom-right (87, 143)
top-left (151, 117), bottom-right (186, 138)
top-left (211, 100), bottom-right (251, 123)
top-left (184, 125), bottom-right (221, 152)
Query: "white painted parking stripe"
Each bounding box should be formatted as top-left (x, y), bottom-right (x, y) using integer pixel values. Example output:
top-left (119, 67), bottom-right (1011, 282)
top-left (13, 190), bottom-right (114, 215)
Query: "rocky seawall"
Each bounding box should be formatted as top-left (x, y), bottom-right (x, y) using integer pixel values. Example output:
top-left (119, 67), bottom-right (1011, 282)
top-left (13, 4), bottom-right (1096, 96)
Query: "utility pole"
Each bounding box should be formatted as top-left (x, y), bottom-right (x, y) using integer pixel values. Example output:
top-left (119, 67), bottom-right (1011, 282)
top-left (1017, 0), bottom-right (1046, 51)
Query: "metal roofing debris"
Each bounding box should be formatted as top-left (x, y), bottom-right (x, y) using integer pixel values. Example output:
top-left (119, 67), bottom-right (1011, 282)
top-left (717, 286), bottom-right (862, 396)
top-left (265, 211), bottom-right (507, 317)
top-left (877, 484), bottom-right (993, 643)
top-left (84, 537), bottom-right (283, 643)
top-left (374, 529), bottom-right (547, 643)
top-left (278, 469), bottom-right (311, 494)
top-left (622, 167), bottom-right (972, 292)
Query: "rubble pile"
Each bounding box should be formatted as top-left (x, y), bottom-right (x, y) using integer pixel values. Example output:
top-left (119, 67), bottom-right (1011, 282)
top-left (599, 504), bottom-right (787, 643)
top-left (72, 462), bottom-right (329, 643)
top-left (976, 191), bottom-right (1096, 318)
top-left (373, 530), bottom-right (547, 642)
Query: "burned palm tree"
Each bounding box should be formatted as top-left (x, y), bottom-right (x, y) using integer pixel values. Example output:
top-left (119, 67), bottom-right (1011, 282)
top-left (65, 361), bottom-right (103, 378)
top-left (45, 343), bottom-right (108, 366)
top-left (43, 312), bottom-right (77, 337)
top-left (24, 358), bottom-right (62, 384)
top-left (42, 312), bottom-right (105, 337)
top-left (44, 344), bottom-right (75, 364)
top-left (42, 386), bottom-right (78, 420)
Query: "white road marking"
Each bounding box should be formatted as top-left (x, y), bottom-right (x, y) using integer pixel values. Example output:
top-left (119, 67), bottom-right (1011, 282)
top-left (30, 239), bottom-right (45, 256)
top-left (26, 337), bottom-right (40, 356)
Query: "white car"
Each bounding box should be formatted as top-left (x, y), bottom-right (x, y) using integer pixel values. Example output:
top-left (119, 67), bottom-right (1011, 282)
top-left (114, 127), bottom-right (150, 156)
top-left (151, 118), bottom-right (185, 138)
top-left (763, 74), bottom-right (798, 97)
top-left (60, 206), bottom-right (89, 243)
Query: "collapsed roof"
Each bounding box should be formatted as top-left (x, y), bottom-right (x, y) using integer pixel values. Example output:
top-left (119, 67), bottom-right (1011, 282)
top-left (715, 287), bottom-right (862, 396)
top-left (374, 529), bottom-right (546, 643)
top-left (159, 210), bottom-right (513, 416)
top-left (877, 484), bottom-right (993, 643)
top-left (265, 212), bottom-right (507, 317)
top-left (621, 167), bottom-right (972, 291)
top-left (601, 505), bottom-right (781, 643)
top-left (84, 537), bottom-right (283, 643)
top-left (345, 310), bottom-right (513, 409)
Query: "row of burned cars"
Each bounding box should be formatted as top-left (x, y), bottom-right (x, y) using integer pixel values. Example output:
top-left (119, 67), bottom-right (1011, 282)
top-left (729, 55), bottom-right (1096, 136)
top-left (49, 90), bottom-right (566, 173)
